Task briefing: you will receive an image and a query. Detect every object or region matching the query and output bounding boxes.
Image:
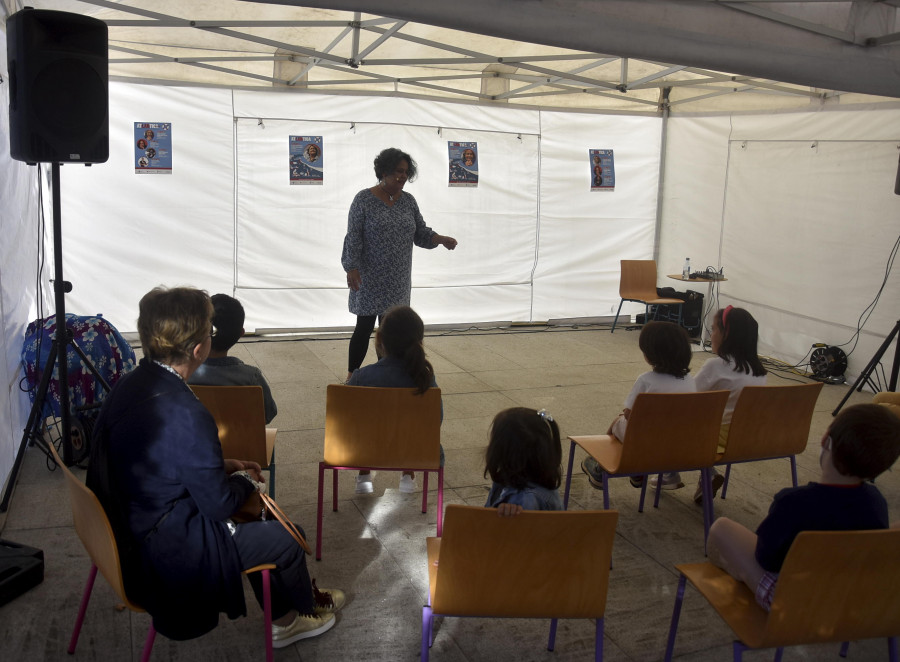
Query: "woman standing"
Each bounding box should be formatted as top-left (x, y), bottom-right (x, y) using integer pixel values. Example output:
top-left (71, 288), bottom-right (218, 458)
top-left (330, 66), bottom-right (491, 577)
top-left (341, 147), bottom-right (457, 382)
top-left (87, 287), bottom-right (343, 647)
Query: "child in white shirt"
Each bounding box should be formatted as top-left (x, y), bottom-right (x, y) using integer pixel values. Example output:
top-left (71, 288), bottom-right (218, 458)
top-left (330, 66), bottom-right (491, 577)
top-left (583, 321), bottom-right (696, 490)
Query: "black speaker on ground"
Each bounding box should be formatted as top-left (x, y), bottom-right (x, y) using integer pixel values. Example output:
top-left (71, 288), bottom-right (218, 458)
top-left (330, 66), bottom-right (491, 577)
top-left (7, 8), bottom-right (108, 164)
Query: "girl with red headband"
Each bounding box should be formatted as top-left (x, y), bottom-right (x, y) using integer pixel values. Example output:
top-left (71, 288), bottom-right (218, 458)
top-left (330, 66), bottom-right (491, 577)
top-left (692, 306), bottom-right (768, 502)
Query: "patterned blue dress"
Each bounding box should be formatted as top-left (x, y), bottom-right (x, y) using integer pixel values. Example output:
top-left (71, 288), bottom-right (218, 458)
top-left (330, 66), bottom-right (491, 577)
top-left (341, 188), bottom-right (436, 316)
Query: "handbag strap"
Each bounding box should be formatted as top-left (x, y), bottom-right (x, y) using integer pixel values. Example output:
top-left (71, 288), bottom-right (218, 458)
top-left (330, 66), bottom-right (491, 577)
top-left (260, 492), bottom-right (312, 555)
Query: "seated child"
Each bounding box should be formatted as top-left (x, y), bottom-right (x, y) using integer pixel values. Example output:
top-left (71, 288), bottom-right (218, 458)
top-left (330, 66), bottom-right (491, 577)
top-left (484, 407), bottom-right (563, 513)
top-left (188, 293), bottom-right (277, 424)
top-left (582, 321), bottom-right (695, 490)
top-left (347, 305), bottom-right (442, 495)
top-left (692, 305), bottom-right (767, 503)
top-left (707, 403), bottom-right (900, 611)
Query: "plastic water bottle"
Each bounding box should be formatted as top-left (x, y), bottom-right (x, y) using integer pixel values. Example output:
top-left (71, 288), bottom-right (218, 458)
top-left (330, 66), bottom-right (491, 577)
top-left (682, 257), bottom-right (691, 279)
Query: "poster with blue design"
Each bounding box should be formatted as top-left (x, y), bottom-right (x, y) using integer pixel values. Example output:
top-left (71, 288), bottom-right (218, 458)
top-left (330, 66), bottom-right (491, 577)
top-left (448, 141), bottom-right (478, 187)
top-left (589, 149), bottom-right (615, 191)
top-left (290, 136), bottom-right (323, 185)
top-left (134, 122), bottom-right (172, 174)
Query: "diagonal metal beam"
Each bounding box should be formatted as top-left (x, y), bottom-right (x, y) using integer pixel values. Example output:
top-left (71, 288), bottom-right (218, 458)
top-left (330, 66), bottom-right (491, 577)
top-left (288, 24), bottom-right (354, 84)
top-left (355, 20), bottom-right (407, 62)
top-left (197, 26), bottom-right (347, 65)
top-left (108, 44), bottom-right (286, 84)
top-left (494, 58), bottom-right (618, 99)
top-left (628, 65), bottom-right (688, 89)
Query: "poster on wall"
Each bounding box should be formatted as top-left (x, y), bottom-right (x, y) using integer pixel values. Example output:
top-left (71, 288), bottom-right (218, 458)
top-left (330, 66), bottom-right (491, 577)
top-left (134, 122), bottom-right (172, 174)
top-left (290, 136), bottom-right (323, 185)
top-left (589, 149), bottom-right (615, 191)
top-left (448, 141), bottom-right (478, 187)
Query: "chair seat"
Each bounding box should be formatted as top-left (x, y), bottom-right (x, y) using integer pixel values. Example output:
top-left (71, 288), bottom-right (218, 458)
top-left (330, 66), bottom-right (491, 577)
top-left (676, 562), bottom-right (770, 649)
top-left (571, 435), bottom-right (624, 474)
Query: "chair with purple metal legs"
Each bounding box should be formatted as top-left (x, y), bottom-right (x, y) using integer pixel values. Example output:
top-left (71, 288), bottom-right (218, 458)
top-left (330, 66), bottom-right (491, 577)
top-left (422, 505), bottom-right (618, 661)
top-left (664, 529), bottom-right (900, 662)
top-left (563, 390), bottom-right (729, 554)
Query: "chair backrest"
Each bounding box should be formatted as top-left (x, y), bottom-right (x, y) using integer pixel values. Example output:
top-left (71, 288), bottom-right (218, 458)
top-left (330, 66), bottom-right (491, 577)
top-left (190, 385), bottom-right (269, 467)
top-left (720, 382), bottom-right (823, 463)
top-left (431, 505), bottom-right (618, 618)
top-left (323, 384), bottom-right (442, 469)
top-left (619, 259), bottom-right (661, 301)
top-left (48, 443), bottom-right (142, 612)
top-left (616, 390), bottom-right (730, 474)
top-left (763, 528), bottom-right (900, 646)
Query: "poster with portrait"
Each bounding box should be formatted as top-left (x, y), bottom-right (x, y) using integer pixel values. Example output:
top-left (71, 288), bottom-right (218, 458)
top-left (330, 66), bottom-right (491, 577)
top-left (289, 136), bottom-right (323, 185)
top-left (134, 122), bottom-right (172, 174)
top-left (589, 149), bottom-right (615, 191)
top-left (448, 141), bottom-right (478, 187)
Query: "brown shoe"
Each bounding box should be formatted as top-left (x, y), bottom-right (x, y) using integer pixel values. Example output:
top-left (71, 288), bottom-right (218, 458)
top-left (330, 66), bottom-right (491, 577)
top-left (694, 473), bottom-right (725, 504)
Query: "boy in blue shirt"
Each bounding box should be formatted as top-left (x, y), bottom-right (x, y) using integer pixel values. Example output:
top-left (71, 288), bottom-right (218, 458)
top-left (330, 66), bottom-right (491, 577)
top-left (707, 403), bottom-right (900, 610)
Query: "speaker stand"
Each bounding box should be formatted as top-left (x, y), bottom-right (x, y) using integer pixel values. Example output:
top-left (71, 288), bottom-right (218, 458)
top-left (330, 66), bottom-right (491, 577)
top-left (0, 163), bottom-right (110, 513)
top-left (832, 319), bottom-right (900, 417)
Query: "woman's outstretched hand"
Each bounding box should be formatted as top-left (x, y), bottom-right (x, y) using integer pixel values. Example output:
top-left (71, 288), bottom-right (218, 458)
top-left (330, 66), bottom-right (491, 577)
top-left (433, 235), bottom-right (458, 250)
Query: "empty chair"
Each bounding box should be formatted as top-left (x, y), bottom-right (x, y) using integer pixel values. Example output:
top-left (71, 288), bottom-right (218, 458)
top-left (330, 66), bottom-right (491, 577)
top-left (316, 384), bottom-right (443, 561)
top-left (49, 441), bottom-right (277, 662)
top-left (423, 505), bottom-right (618, 661)
top-left (611, 260), bottom-right (683, 333)
top-left (190, 385), bottom-right (278, 497)
top-left (564, 390), bottom-right (729, 549)
top-left (664, 529), bottom-right (900, 662)
top-left (709, 382), bottom-right (823, 500)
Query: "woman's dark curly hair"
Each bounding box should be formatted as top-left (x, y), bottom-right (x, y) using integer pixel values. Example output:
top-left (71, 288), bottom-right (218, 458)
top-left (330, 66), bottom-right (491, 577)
top-left (638, 321), bottom-right (691, 378)
top-left (374, 147), bottom-right (418, 182)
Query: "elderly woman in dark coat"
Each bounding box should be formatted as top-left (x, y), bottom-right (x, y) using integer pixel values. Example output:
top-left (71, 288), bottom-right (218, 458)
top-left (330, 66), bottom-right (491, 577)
top-left (87, 286), bottom-right (343, 647)
top-left (341, 147), bottom-right (458, 382)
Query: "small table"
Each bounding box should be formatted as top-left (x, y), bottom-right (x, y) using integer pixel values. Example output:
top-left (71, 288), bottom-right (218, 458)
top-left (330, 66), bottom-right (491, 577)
top-left (666, 274), bottom-right (728, 345)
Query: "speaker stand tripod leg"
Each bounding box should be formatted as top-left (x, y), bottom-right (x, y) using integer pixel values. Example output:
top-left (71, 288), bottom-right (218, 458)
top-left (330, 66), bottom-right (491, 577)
top-left (833, 320), bottom-right (900, 416)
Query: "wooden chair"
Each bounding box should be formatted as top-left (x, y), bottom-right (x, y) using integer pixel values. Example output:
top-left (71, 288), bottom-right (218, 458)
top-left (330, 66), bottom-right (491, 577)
top-left (316, 384), bottom-right (443, 561)
top-left (49, 442), bottom-right (277, 662)
top-left (423, 505), bottom-right (618, 661)
top-left (664, 529), bottom-right (900, 661)
top-left (563, 390), bottom-right (729, 550)
top-left (190, 385), bottom-right (278, 497)
top-left (611, 259), bottom-right (683, 333)
top-left (712, 382), bottom-right (823, 500)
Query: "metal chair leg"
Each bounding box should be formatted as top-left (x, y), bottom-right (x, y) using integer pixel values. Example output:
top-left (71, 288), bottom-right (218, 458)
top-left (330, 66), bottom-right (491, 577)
top-left (663, 574), bottom-right (687, 662)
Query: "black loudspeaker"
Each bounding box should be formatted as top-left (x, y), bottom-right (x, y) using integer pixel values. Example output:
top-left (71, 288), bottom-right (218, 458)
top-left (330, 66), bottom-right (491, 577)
top-left (7, 8), bottom-right (108, 164)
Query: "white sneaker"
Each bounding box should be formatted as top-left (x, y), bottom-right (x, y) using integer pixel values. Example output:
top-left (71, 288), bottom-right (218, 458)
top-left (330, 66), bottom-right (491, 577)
top-left (355, 472), bottom-right (374, 494)
top-left (399, 474), bottom-right (416, 493)
top-left (271, 612), bottom-right (335, 647)
top-left (650, 472), bottom-right (684, 490)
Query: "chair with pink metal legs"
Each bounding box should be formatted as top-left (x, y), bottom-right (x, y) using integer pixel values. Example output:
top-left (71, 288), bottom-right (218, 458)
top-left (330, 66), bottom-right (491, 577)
top-left (316, 384), bottom-right (443, 561)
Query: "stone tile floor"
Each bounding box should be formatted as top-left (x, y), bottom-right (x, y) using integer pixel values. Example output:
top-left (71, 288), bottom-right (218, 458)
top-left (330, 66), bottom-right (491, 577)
top-left (0, 324), bottom-right (892, 661)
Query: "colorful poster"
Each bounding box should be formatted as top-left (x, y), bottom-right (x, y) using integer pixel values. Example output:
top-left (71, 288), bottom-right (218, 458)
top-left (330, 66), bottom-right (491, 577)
top-left (290, 136), bottom-right (323, 185)
top-left (589, 149), bottom-right (615, 191)
top-left (134, 122), bottom-right (172, 174)
top-left (448, 141), bottom-right (478, 187)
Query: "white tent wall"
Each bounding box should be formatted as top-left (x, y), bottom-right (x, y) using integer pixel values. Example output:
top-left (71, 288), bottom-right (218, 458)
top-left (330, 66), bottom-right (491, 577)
top-left (535, 111), bottom-right (662, 321)
top-left (57, 83), bottom-right (662, 333)
top-left (0, 27), bottom-right (46, 503)
top-left (658, 108), bottom-right (900, 387)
